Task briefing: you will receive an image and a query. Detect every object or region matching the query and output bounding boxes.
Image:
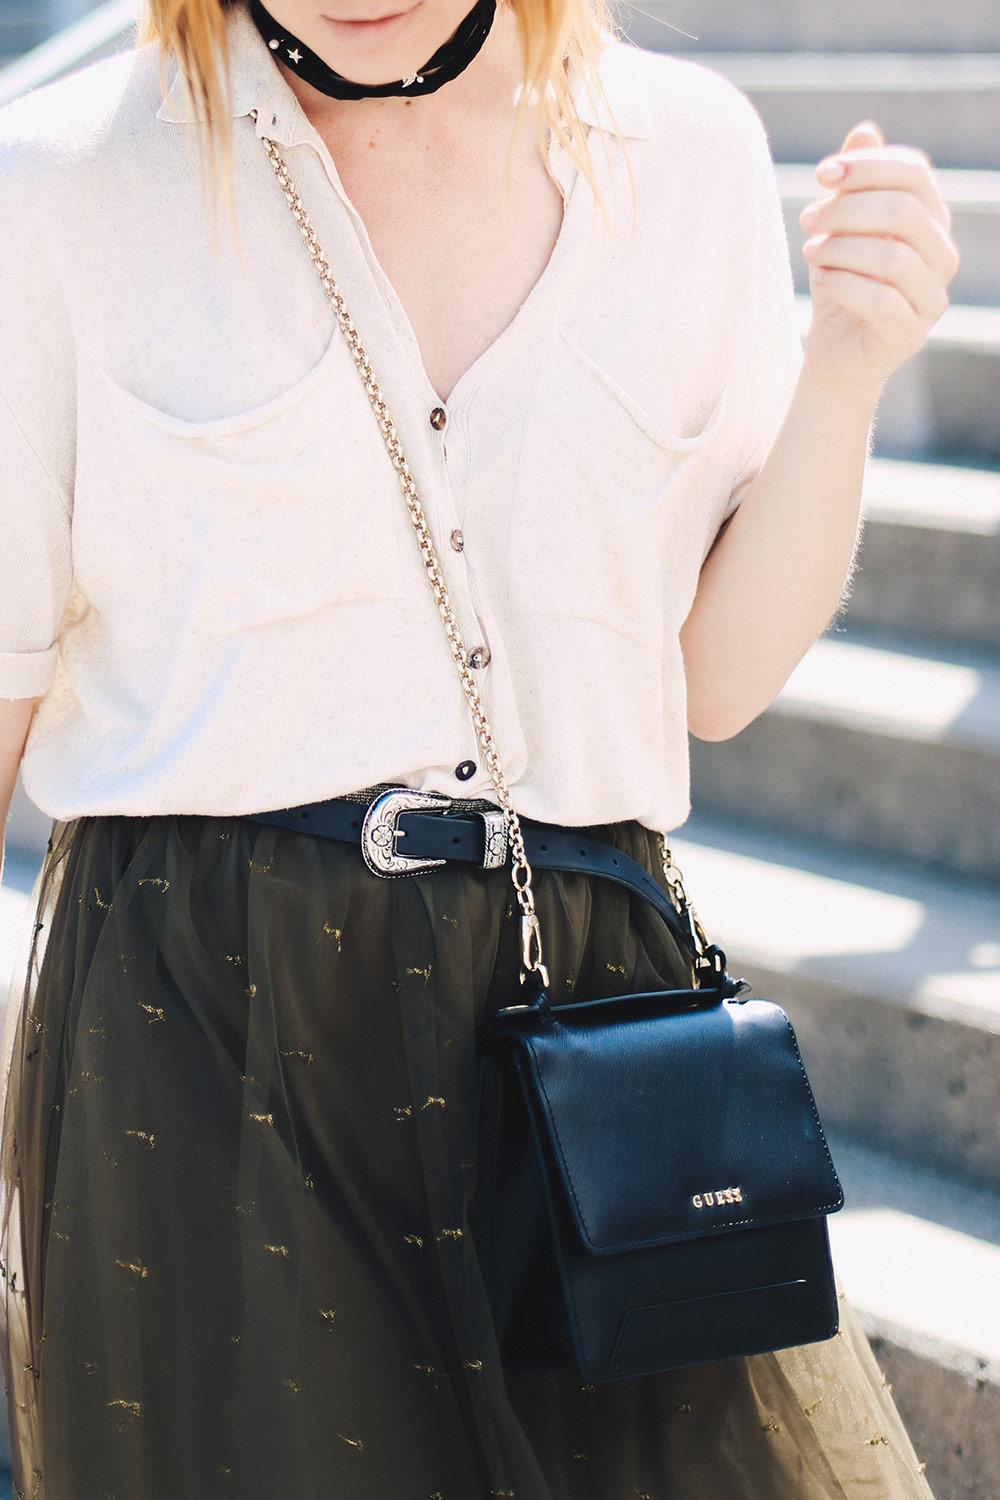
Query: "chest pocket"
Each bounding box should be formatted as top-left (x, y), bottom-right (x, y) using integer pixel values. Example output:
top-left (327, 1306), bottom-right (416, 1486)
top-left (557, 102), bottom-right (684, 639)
top-left (509, 327), bottom-right (727, 647)
top-left (73, 337), bottom-right (407, 645)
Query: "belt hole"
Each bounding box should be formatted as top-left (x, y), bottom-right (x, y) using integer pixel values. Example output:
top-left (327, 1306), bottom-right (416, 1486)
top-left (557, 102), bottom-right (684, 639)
top-left (350, 819), bottom-right (360, 829)
top-left (300, 811), bottom-right (310, 820)
top-left (539, 842), bottom-right (548, 851)
top-left (580, 848), bottom-right (587, 857)
top-left (452, 836), bottom-right (460, 845)
top-left (612, 857), bottom-right (619, 866)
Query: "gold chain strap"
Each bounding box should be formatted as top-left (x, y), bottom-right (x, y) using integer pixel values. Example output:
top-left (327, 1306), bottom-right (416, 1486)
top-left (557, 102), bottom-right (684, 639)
top-left (256, 121), bottom-right (711, 981)
top-left (256, 122), bottom-right (548, 983)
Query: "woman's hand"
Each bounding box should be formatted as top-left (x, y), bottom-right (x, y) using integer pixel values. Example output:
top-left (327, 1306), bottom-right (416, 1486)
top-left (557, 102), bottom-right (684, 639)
top-left (799, 121), bottom-right (959, 402)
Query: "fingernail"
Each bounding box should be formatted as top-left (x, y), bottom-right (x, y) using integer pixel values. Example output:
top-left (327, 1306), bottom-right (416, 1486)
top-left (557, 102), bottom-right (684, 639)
top-left (817, 158), bottom-right (848, 185)
top-left (800, 204), bottom-right (820, 231)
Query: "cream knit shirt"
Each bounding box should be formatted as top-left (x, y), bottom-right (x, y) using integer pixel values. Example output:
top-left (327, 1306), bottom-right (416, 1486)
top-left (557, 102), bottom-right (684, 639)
top-left (0, 8), bottom-right (801, 829)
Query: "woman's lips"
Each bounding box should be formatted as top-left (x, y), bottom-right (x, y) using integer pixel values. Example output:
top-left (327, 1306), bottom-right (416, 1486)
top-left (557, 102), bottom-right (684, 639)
top-left (321, 6), bottom-right (418, 37)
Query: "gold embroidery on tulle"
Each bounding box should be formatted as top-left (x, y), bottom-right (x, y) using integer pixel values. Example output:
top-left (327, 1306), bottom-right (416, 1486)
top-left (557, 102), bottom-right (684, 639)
top-left (762, 1418), bottom-right (781, 1433)
top-left (804, 1398), bottom-right (823, 1416)
top-left (80, 1071), bottom-right (104, 1084)
top-left (138, 878), bottom-right (170, 892)
top-left (322, 923), bottom-right (343, 950)
top-left (230, 1334), bottom-right (241, 1344)
top-left (571, 1451), bottom-right (590, 1463)
top-left (632, 1489), bottom-right (650, 1500)
top-left (280, 1049), bottom-right (315, 1065)
top-left (866, 1434), bottom-right (890, 1447)
top-left (138, 1003), bottom-right (165, 1025)
top-left (917, 1462), bottom-right (927, 1475)
top-left (88, 1021), bottom-right (108, 1040)
top-left (248, 859), bottom-right (272, 874)
top-left (283, 1377), bottom-right (300, 1393)
top-left (430, 1491), bottom-right (445, 1499)
top-left (673, 1402), bottom-right (693, 1414)
top-left (94, 889), bottom-right (113, 911)
top-left (236, 1203), bottom-right (255, 1216)
top-left (114, 1258), bottom-right (149, 1283)
top-left (250, 1113), bottom-right (274, 1127)
top-left (422, 1097), bottom-right (446, 1110)
top-left (414, 1363), bottom-right (439, 1377)
top-left (25, 1013), bottom-right (47, 1036)
top-left (436, 1228), bottom-right (463, 1242)
top-left (318, 1307), bottom-right (336, 1328)
top-left (23, 1363), bottom-right (40, 1380)
top-left (462, 1360), bottom-right (483, 1372)
top-left (394, 1105), bottom-right (413, 1122)
top-left (489, 1490), bottom-right (515, 1497)
top-left (264, 1244), bottom-right (290, 1258)
top-left (880, 1373), bottom-right (893, 1392)
top-left (580, 1383), bottom-right (597, 1394)
top-left (404, 1234), bottom-right (424, 1249)
top-left (219, 831), bottom-right (232, 841)
top-left (441, 912), bottom-right (458, 927)
top-left (44, 1199), bottom-right (70, 1215)
top-left (304, 1173), bottom-right (315, 1191)
top-left (406, 965), bottom-right (432, 984)
top-left (214, 1466), bottom-right (232, 1477)
top-left (79, 1360), bottom-right (99, 1376)
top-left (107, 1398), bottom-right (143, 1429)
top-left (225, 954), bottom-right (246, 967)
top-left (606, 962), bottom-right (627, 978)
top-left (246, 984), bottom-right (258, 999)
top-left (51, 1230), bottom-right (70, 1243)
top-left (103, 1148), bottom-right (119, 1168)
top-left (338, 1434), bottom-right (365, 1452)
top-left (125, 1130), bottom-right (156, 1149)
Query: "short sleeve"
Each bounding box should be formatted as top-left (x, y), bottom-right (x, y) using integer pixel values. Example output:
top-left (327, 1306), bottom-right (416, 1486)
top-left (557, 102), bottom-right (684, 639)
top-left (724, 112), bottom-right (803, 517)
top-left (0, 391), bottom-right (72, 700)
top-left (0, 130), bottom-right (76, 702)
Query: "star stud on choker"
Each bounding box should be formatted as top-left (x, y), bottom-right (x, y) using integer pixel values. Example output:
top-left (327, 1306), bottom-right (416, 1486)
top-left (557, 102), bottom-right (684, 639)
top-left (287, 48), bottom-right (303, 63)
top-left (401, 73), bottom-right (424, 87)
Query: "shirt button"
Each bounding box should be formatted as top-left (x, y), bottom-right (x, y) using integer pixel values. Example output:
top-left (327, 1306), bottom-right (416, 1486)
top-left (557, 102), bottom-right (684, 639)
top-left (430, 406), bottom-right (447, 431)
top-left (450, 529), bottom-right (465, 553)
top-left (455, 760), bottom-right (476, 782)
top-left (468, 646), bottom-right (491, 670)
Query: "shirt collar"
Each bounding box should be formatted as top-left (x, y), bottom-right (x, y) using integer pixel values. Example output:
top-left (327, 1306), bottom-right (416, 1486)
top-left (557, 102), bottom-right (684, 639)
top-left (155, 5), bottom-right (651, 144)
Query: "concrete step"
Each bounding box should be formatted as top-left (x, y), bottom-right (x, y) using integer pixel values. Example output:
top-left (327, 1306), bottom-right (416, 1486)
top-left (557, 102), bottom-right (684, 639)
top-left (670, 816), bottom-right (1000, 1185)
top-left (792, 297), bottom-right (1000, 465)
top-left (689, 630), bottom-right (1000, 883)
top-left (778, 165), bottom-right (1000, 309)
top-left (5, 779), bottom-right (51, 866)
top-left (852, 458), bottom-right (1000, 653)
top-left (0, 0), bottom-right (137, 108)
top-left (668, 53), bottom-right (1000, 171)
top-left (825, 1133), bottom-right (1000, 1500)
top-left (619, 0), bottom-right (1000, 55)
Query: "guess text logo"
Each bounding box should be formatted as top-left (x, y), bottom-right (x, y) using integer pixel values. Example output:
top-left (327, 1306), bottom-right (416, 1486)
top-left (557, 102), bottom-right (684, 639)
top-left (691, 1186), bottom-right (743, 1209)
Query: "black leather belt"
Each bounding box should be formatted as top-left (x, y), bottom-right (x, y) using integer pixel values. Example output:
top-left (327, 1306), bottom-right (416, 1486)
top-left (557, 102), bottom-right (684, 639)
top-left (246, 787), bottom-right (717, 973)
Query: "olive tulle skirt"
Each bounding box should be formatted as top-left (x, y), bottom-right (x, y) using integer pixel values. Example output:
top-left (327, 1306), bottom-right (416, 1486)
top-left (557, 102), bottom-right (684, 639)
top-left (0, 812), bottom-right (932, 1499)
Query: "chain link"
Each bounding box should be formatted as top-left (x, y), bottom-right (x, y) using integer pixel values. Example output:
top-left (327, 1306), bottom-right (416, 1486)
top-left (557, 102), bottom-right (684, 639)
top-left (256, 122), bottom-right (549, 982)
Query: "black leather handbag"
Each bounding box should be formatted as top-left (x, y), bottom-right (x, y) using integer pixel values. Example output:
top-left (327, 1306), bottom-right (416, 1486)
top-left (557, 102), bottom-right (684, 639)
top-left (261, 130), bottom-right (844, 1384)
top-left (475, 966), bottom-right (844, 1382)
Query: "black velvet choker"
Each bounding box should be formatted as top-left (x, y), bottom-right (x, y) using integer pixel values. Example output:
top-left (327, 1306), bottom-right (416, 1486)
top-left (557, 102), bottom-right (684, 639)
top-left (248, 0), bottom-right (497, 100)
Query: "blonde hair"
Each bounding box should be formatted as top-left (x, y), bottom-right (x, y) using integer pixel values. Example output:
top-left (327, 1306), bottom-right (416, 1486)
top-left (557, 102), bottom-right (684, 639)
top-left (137, 0), bottom-right (617, 208)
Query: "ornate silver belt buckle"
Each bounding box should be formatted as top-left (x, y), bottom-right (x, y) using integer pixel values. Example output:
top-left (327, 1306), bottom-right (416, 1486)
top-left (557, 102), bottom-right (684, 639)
top-left (361, 788), bottom-right (453, 877)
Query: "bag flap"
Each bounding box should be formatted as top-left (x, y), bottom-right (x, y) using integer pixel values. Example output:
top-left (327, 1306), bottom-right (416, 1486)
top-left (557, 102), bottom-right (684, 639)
top-left (513, 996), bottom-right (843, 1255)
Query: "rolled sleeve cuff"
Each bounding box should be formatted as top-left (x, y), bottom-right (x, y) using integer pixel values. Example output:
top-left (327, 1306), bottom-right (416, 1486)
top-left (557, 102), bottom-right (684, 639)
top-left (0, 645), bottom-right (58, 700)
